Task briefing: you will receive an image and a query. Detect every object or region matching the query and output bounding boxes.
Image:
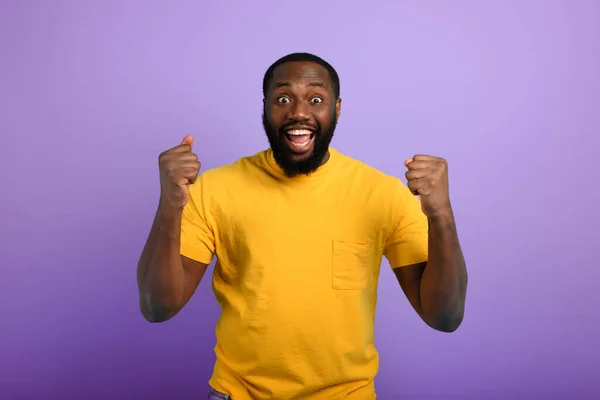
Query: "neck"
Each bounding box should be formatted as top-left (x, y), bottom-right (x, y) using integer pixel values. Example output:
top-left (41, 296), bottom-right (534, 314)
top-left (319, 150), bottom-right (331, 166)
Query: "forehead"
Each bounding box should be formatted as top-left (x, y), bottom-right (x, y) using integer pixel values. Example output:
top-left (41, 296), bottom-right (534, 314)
top-left (269, 61), bottom-right (333, 92)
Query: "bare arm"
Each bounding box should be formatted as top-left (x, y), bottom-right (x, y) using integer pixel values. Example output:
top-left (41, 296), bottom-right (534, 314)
top-left (395, 155), bottom-right (468, 332)
top-left (136, 202), bottom-right (209, 322)
top-left (137, 135), bottom-right (209, 323)
top-left (394, 209), bottom-right (467, 332)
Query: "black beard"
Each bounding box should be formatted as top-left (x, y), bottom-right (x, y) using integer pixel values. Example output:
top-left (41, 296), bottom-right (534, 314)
top-left (262, 109), bottom-right (337, 178)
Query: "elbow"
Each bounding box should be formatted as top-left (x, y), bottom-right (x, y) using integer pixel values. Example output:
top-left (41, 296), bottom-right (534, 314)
top-left (139, 293), bottom-right (179, 323)
top-left (140, 306), bottom-right (172, 323)
top-left (431, 316), bottom-right (463, 333)
top-left (426, 309), bottom-right (465, 333)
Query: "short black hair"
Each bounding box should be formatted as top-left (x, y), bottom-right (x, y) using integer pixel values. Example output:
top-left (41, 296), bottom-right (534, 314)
top-left (262, 52), bottom-right (340, 99)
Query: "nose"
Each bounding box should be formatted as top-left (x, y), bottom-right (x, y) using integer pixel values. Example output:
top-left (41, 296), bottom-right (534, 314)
top-left (288, 101), bottom-right (310, 121)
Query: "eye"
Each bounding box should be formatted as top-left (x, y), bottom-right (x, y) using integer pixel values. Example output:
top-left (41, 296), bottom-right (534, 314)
top-left (310, 97), bottom-right (323, 104)
top-left (277, 96), bottom-right (291, 103)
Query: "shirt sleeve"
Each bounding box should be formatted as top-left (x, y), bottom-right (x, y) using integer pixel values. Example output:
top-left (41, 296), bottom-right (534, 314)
top-left (383, 179), bottom-right (429, 269)
top-left (180, 174), bottom-right (216, 265)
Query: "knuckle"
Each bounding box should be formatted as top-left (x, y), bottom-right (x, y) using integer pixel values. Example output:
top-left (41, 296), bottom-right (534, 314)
top-left (159, 153), bottom-right (174, 164)
top-left (166, 167), bottom-right (179, 179)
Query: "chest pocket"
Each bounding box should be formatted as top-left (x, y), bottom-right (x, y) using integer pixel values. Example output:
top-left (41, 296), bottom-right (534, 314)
top-left (332, 240), bottom-right (371, 290)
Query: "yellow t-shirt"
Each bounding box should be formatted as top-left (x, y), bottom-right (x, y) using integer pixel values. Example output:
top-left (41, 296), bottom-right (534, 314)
top-left (180, 147), bottom-right (429, 399)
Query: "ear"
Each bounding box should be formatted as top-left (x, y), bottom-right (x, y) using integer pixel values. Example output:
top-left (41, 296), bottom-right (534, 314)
top-left (335, 98), bottom-right (342, 121)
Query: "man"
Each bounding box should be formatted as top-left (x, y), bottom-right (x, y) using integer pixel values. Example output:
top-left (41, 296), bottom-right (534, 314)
top-left (137, 52), bottom-right (468, 399)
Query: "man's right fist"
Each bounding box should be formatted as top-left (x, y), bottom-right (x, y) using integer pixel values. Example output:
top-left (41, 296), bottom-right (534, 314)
top-left (158, 135), bottom-right (201, 209)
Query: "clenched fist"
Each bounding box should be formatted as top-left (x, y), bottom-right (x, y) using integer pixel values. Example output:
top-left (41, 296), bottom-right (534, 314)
top-left (404, 155), bottom-right (451, 218)
top-left (158, 135), bottom-right (201, 209)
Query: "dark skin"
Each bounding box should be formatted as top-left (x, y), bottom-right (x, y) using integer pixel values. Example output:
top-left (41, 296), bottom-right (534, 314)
top-left (396, 154), bottom-right (468, 332)
top-left (137, 61), bottom-right (467, 332)
top-left (136, 135), bottom-right (209, 322)
top-left (262, 61), bottom-right (341, 176)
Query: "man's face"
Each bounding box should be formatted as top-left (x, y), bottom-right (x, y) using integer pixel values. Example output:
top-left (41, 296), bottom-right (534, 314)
top-left (262, 61), bottom-right (341, 177)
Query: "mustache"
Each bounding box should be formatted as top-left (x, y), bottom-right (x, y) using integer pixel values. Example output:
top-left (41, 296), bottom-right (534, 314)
top-left (279, 121), bottom-right (320, 133)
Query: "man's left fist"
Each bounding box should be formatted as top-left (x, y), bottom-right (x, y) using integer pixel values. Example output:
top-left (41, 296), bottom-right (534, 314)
top-left (404, 155), bottom-right (451, 218)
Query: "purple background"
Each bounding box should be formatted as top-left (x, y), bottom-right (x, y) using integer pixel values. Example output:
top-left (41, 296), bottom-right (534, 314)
top-left (1, 1), bottom-right (599, 398)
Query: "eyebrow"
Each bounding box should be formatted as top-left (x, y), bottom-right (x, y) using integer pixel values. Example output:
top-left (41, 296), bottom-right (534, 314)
top-left (274, 81), bottom-right (325, 88)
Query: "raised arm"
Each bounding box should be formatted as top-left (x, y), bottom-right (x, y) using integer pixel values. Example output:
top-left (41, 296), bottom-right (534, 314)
top-left (388, 155), bottom-right (468, 332)
top-left (393, 211), bottom-right (467, 332)
top-left (136, 135), bottom-right (209, 323)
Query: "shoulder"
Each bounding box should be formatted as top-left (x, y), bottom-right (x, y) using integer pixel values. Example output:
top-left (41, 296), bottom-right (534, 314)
top-left (332, 149), bottom-right (418, 214)
top-left (333, 148), bottom-right (406, 189)
top-left (189, 149), bottom-right (270, 194)
top-left (204, 149), bottom-right (269, 179)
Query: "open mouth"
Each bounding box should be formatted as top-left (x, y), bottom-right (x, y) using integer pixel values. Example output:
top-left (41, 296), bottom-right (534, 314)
top-left (284, 128), bottom-right (315, 149)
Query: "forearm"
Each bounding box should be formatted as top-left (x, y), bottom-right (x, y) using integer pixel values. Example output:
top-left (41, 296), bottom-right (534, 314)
top-left (137, 201), bottom-right (186, 321)
top-left (420, 208), bottom-right (468, 332)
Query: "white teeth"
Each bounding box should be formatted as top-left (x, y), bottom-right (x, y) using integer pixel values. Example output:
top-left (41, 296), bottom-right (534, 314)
top-left (290, 139), bottom-right (311, 147)
top-left (287, 129), bottom-right (312, 136)
top-left (286, 129), bottom-right (313, 148)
